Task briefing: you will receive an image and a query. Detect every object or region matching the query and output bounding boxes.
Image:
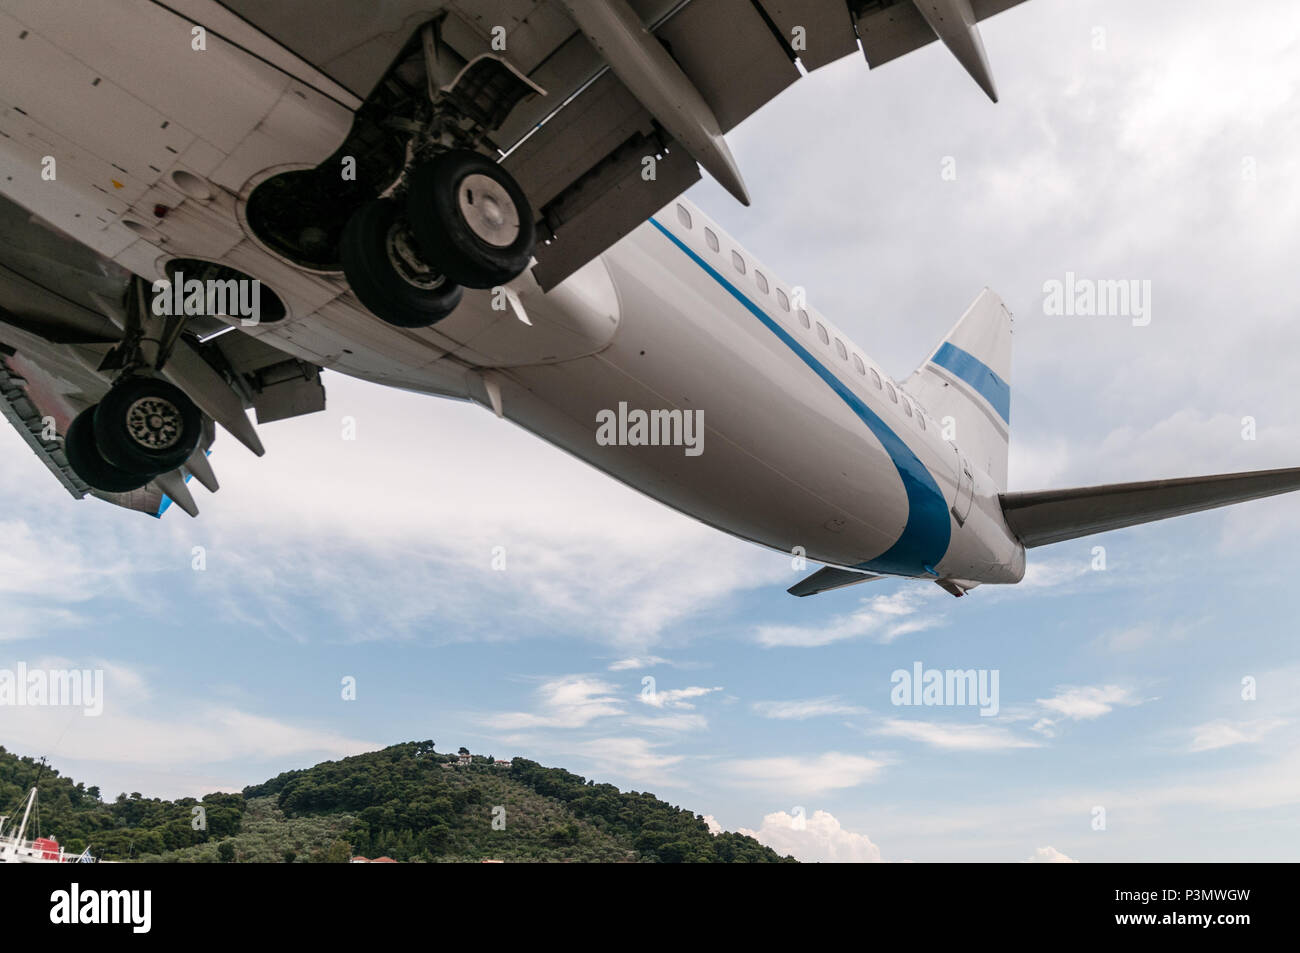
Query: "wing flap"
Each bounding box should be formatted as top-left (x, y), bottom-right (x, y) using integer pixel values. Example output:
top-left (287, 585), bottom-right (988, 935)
top-left (655, 0), bottom-right (800, 133)
top-left (856, 0), bottom-right (1032, 67)
top-left (757, 0), bottom-right (860, 72)
top-left (1000, 466), bottom-right (1300, 548)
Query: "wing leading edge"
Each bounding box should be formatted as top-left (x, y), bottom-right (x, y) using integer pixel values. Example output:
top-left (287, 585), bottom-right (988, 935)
top-left (1000, 466), bottom-right (1300, 549)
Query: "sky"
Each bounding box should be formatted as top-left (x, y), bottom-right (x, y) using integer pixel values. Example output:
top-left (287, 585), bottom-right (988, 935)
top-left (3, 0), bottom-right (1300, 862)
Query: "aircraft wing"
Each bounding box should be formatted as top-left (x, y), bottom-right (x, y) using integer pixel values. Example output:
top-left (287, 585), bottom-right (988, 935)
top-left (213, 0), bottom-right (1035, 288)
top-left (0, 195), bottom-right (325, 518)
top-left (1000, 467), bottom-right (1300, 548)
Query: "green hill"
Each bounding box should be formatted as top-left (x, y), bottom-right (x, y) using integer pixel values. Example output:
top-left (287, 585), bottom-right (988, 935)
top-left (0, 742), bottom-right (793, 863)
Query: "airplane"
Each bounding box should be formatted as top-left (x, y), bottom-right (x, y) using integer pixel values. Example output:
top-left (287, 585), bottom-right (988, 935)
top-left (2, 0), bottom-right (1299, 600)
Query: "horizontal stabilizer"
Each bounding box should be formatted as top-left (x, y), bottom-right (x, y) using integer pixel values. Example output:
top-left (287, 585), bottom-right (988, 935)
top-left (1000, 466), bottom-right (1300, 548)
top-left (788, 566), bottom-right (883, 598)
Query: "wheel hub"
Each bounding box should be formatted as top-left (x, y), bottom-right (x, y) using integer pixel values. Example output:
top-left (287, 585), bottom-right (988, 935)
top-left (125, 396), bottom-right (183, 451)
top-left (385, 219), bottom-right (447, 291)
top-left (458, 173), bottom-right (520, 248)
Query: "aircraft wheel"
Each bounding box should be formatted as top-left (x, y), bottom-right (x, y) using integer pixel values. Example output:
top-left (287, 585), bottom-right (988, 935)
top-left (64, 406), bottom-right (152, 493)
top-left (407, 149), bottom-right (535, 289)
top-left (93, 376), bottom-right (201, 475)
top-left (340, 199), bottom-right (463, 327)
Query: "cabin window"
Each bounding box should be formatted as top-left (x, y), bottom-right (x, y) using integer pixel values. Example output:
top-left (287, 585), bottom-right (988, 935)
top-left (901, 397), bottom-right (912, 417)
top-left (886, 382), bottom-right (898, 403)
top-left (835, 338), bottom-right (848, 361)
top-left (797, 309), bottom-right (810, 329)
top-left (676, 204), bottom-right (692, 229)
top-left (776, 288), bottom-right (790, 311)
top-left (755, 271), bottom-right (769, 294)
top-left (705, 228), bottom-right (719, 252)
top-left (853, 354), bottom-right (865, 375)
top-left (732, 250), bottom-right (746, 274)
top-left (816, 322), bottom-right (829, 345)
top-left (870, 368), bottom-right (882, 389)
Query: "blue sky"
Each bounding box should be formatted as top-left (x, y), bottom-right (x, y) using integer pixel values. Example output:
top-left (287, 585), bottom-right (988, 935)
top-left (4, 0), bottom-right (1300, 862)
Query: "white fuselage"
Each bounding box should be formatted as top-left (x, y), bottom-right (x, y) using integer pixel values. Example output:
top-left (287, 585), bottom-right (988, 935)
top-left (478, 206), bottom-right (1025, 583)
top-left (0, 0), bottom-right (1026, 584)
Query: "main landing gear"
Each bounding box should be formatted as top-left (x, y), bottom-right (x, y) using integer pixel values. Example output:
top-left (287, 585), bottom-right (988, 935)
top-left (339, 149), bottom-right (535, 329)
top-left (65, 375), bottom-right (202, 494)
top-left (63, 276), bottom-right (204, 495)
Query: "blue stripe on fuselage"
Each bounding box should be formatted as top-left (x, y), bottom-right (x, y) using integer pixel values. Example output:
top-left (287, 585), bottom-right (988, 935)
top-left (930, 342), bottom-right (1010, 424)
top-left (647, 217), bottom-right (951, 577)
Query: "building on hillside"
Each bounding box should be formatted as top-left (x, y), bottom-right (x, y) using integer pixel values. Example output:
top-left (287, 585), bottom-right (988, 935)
top-left (493, 759), bottom-right (512, 768)
top-left (457, 752), bottom-right (472, 766)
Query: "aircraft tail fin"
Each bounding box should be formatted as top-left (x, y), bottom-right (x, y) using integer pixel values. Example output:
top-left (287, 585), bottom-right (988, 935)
top-left (904, 288), bottom-right (1012, 489)
top-left (1000, 466), bottom-right (1300, 548)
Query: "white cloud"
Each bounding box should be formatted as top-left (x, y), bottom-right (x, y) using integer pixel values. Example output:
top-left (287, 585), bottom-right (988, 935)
top-left (486, 675), bottom-right (625, 730)
top-left (878, 718), bottom-right (1040, 751)
top-left (566, 736), bottom-right (686, 786)
top-left (738, 810), bottom-right (883, 863)
top-left (753, 696), bottom-right (869, 720)
top-left (639, 685), bottom-right (723, 710)
top-left (721, 752), bottom-right (887, 796)
top-left (1026, 846), bottom-right (1078, 864)
top-left (1029, 685), bottom-right (1145, 738)
top-left (754, 588), bottom-right (942, 648)
top-left (1017, 559), bottom-right (1092, 590)
top-left (608, 656), bottom-right (672, 671)
top-left (1190, 718), bottom-right (1288, 753)
top-left (1037, 685), bottom-right (1142, 721)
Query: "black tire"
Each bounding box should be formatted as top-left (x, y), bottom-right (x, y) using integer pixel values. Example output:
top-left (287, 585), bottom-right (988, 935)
top-left (407, 149), bottom-right (536, 289)
top-left (93, 376), bottom-right (201, 475)
top-left (340, 199), bottom-right (463, 328)
top-left (64, 406), bottom-right (152, 493)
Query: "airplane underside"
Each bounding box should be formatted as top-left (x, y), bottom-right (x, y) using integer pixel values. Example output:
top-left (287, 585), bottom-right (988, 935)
top-left (3, 0), bottom-right (1300, 598)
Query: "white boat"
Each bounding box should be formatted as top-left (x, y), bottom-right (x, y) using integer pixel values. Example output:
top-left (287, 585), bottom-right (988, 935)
top-left (0, 787), bottom-right (93, 864)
